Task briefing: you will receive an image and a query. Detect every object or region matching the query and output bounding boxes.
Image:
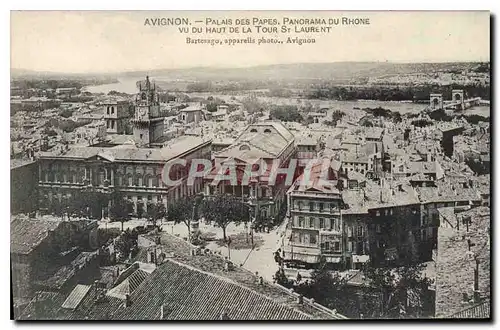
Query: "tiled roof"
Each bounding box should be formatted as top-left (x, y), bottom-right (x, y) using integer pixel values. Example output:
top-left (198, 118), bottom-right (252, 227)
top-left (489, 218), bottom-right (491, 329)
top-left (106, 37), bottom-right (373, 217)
top-left (110, 259), bottom-right (316, 320)
top-left (10, 215), bottom-right (62, 255)
top-left (134, 233), bottom-right (343, 319)
top-left (435, 207), bottom-right (490, 318)
top-left (448, 299), bottom-right (490, 319)
top-left (10, 159), bottom-right (36, 169)
top-left (106, 269), bottom-right (150, 300)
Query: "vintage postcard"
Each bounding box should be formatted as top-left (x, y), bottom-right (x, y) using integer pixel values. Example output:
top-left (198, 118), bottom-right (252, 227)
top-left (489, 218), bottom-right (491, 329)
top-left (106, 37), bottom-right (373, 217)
top-left (10, 11), bottom-right (490, 320)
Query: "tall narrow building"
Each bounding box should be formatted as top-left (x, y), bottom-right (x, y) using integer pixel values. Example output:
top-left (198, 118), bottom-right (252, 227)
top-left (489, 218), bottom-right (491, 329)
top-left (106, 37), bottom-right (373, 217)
top-left (132, 76), bottom-right (164, 147)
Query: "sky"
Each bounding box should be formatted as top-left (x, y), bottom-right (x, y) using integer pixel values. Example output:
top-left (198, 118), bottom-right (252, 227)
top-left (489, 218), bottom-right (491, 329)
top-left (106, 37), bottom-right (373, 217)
top-left (10, 11), bottom-right (490, 73)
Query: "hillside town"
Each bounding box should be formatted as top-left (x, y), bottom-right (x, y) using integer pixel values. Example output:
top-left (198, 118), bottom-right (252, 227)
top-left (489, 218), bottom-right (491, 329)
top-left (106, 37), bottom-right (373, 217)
top-left (10, 70), bottom-right (490, 320)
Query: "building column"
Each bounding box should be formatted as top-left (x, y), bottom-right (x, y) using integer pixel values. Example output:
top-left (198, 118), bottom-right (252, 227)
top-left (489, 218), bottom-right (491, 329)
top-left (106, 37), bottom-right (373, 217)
top-left (111, 168), bottom-right (114, 186)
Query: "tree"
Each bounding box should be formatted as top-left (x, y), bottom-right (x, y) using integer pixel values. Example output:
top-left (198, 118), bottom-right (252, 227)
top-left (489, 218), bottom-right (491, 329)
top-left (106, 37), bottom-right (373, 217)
top-left (269, 105), bottom-right (303, 122)
top-left (166, 197), bottom-right (197, 239)
top-left (360, 262), bottom-right (434, 319)
top-left (293, 257), bottom-right (355, 315)
top-left (110, 194), bottom-right (131, 232)
top-left (146, 201), bottom-right (166, 228)
top-left (241, 94), bottom-right (263, 114)
top-left (201, 194), bottom-right (249, 241)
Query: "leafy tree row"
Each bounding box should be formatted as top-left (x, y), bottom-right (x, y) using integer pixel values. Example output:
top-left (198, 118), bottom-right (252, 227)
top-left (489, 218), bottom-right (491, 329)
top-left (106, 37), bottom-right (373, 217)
top-left (275, 257), bottom-right (434, 319)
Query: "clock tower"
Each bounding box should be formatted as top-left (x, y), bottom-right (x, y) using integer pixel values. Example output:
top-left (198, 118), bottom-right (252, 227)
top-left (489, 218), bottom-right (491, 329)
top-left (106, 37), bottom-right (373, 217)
top-left (132, 76), bottom-right (164, 146)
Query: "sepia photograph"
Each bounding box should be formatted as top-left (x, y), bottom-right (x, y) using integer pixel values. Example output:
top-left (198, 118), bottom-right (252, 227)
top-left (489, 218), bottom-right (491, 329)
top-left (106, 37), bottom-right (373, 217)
top-left (9, 10), bottom-right (491, 321)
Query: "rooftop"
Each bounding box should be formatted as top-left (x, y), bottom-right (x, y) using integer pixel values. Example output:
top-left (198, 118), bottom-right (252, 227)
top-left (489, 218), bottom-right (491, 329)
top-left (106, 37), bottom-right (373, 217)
top-left (39, 135), bottom-right (210, 163)
top-left (435, 207), bottom-right (490, 318)
top-left (18, 232), bottom-right (346, 320)
top-left (10, 215), bottom-right (62, 255)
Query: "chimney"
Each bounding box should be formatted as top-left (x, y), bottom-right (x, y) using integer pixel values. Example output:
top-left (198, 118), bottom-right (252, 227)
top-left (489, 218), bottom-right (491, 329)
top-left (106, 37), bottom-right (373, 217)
top-left (259, 276), bottom-right (264, 286)
top-left (474, 259), bottom-right (480, 302)
top-left (125, 294), bottom-right (132, 307)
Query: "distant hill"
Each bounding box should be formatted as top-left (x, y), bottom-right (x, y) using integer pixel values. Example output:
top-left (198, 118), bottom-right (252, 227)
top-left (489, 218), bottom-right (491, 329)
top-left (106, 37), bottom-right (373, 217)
top-left (11, 61), bottom-right (488, 82)
top-left (122, 62), bottom-right (487, 81)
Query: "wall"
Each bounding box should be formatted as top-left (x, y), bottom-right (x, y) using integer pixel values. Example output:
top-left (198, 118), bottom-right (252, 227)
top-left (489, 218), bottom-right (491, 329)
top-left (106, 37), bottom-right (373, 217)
top-left (11, 161), bottom-right (38, 214)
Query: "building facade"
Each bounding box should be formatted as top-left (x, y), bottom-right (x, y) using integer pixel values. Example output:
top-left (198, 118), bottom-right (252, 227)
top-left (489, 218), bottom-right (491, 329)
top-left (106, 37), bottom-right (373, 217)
top-left (204, 122), bottom-right (297, 226)
top-left (37, 136), bottom-right (211, 218)
top-left (283, 161), bottom-right (344, 269)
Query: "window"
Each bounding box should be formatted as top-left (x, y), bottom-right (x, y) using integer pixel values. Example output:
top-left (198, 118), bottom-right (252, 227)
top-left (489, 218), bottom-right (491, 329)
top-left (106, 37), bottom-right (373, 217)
top-left (310, 234), bottom-right (317, 245)
top-left (376, 224), bottom-right (381, 233)
top-left (298, 216), bottom-right (305, 227)
top-left (324, 242), bottom-right (330, 250)
top-left (334, 242), bottom-right (341, 252)
top-left (309, 217), bottom-right (314, 228)
top-left (264, 128), bottom-right (272, 133)
top-left (309, 201), bottom-right (314, 211)
top-left (347, 241), bottom-right (353, 252)
top-left (250, 128), bottom-right (258, 133)
top-left (111, 106), bottom-right (115, 114)
top-left (147, 195), bottom-right (152, 201)
top-left (357, 241), bottom-right (364, 254)
top-left (357, 226), bottom-right (364, 237)
top-left (319, 218), bottom-right (324, 228)
top-left (319, 202), bottom-right (324, 212)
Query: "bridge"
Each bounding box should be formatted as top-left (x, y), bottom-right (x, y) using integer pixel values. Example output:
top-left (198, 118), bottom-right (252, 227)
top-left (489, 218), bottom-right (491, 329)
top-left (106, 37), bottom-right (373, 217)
top-left (429, 90), bottom-right (482, 111)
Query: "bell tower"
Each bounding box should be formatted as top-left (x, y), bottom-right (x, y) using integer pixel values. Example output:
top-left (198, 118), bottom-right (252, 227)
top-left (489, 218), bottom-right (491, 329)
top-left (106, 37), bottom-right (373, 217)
top-left (132, 76), bottom-right (164, 146)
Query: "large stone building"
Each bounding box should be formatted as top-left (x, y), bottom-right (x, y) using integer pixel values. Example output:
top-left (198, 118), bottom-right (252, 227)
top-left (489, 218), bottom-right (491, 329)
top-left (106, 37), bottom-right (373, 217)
top-left (203, 122), bottom-right (297, 226)
top-left (37, 77), bottom-right (212, 218)
top-left (37, 135), bottom-right (211, 218)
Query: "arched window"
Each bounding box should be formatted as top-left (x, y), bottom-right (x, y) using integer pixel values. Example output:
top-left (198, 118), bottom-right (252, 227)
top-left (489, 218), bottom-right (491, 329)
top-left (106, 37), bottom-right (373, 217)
top-left (250, 128), bottom-right (258, 133)
top-left (239, 145), bottom-right (250, 151)
top-left (264, 128), bottom-right (272, 133)
top-left (154, 174), bottom-right (161, 187)
top-left (127, 174), bottom-right (134, 187)
top-left (136, 174), bottom-right (143, 187)
top-left (99, 168), bottom-right (106, 186)
top-left (111, 106), bottom-right (115, 114)
top-left (141, 92), bottom-right (147, 100)
top-left (145, 175), bottom-right (153, 187)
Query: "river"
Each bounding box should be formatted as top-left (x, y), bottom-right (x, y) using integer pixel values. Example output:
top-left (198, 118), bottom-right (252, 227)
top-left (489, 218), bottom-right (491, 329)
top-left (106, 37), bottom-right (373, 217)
top-left (83, 78), bottom-right (490, 116)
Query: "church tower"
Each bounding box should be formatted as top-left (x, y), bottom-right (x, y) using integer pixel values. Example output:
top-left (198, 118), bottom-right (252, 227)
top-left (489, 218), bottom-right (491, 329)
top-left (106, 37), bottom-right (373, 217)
top-left (132, 76), bottom-right (164, 146)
